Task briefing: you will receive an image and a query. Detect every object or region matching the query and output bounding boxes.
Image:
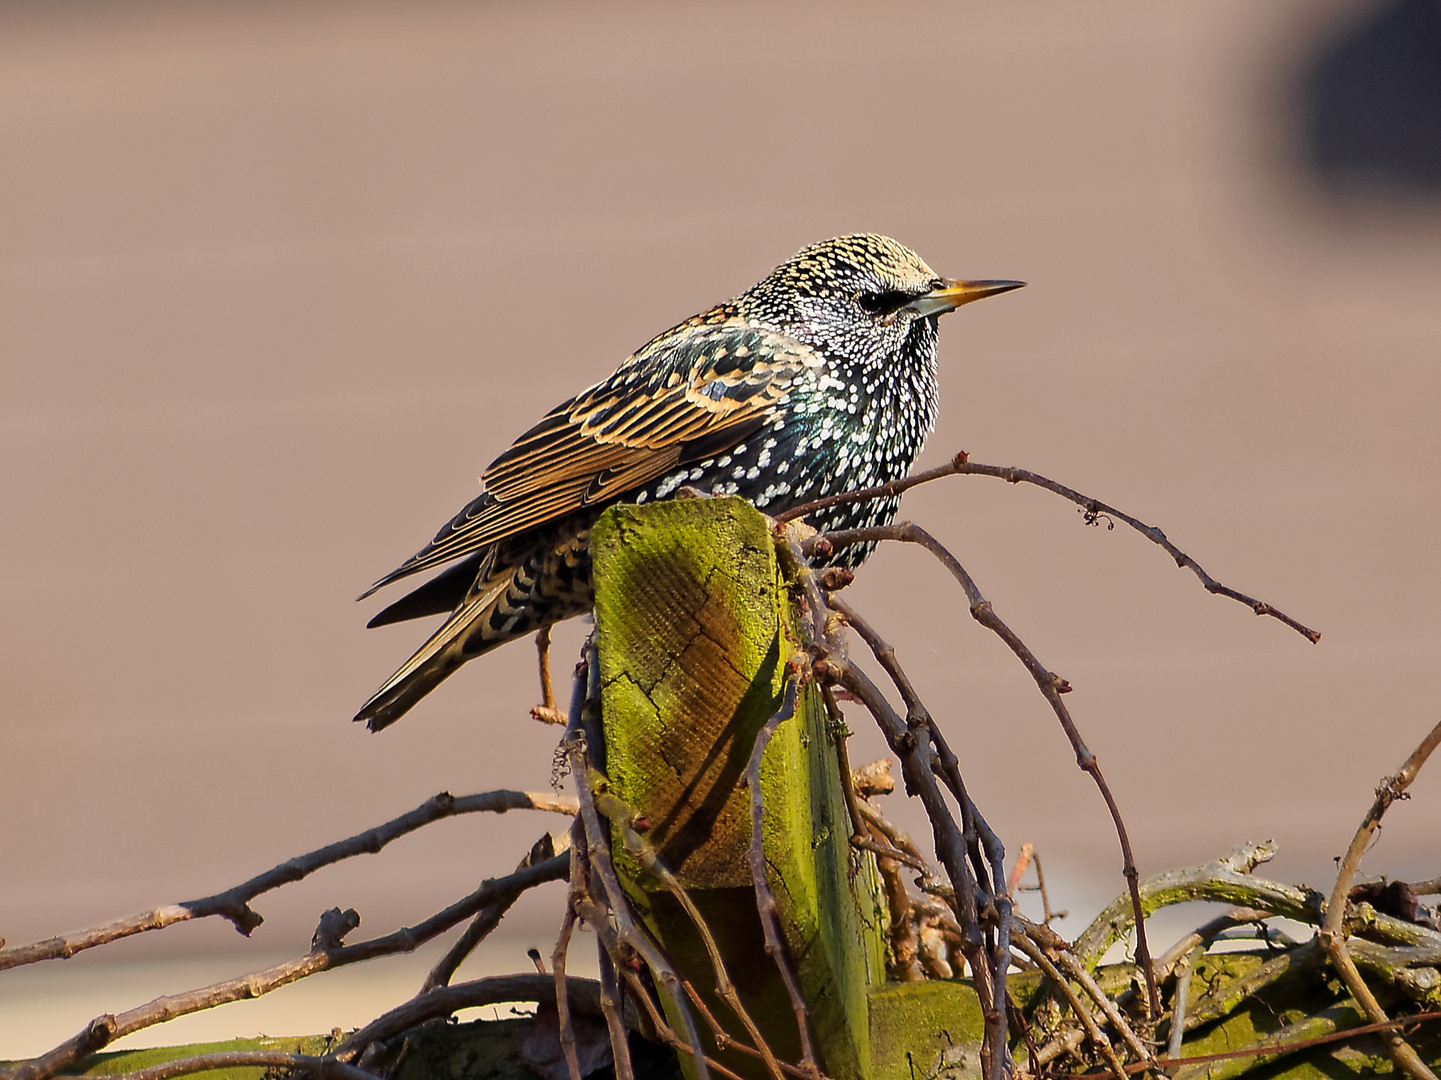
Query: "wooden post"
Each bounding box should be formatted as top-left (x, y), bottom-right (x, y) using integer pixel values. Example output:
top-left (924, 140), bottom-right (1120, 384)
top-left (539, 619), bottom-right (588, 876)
top-left (592, 497), bottom-right (887, 1080)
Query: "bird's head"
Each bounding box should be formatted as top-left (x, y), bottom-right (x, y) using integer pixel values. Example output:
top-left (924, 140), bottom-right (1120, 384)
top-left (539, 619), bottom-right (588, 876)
top-left (739, 233), bottom-right (1023, 373)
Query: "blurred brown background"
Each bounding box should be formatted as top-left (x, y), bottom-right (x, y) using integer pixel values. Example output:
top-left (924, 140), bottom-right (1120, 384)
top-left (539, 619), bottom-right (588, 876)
top-left (3, 0), bottom-right (1440, 1055)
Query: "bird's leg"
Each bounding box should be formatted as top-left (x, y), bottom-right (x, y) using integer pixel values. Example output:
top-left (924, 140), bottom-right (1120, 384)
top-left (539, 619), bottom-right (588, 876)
top-left (530, 626), bottom-right (567, 725)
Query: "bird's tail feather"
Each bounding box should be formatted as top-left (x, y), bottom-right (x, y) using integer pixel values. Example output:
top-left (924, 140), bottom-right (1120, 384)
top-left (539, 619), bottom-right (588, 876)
top-left (354, 579), bottom-right (510, 732)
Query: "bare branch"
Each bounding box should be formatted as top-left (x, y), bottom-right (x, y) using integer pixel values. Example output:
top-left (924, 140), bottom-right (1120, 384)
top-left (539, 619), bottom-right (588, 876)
top-left (562, 688), bottom-right (712, 1080)
top-left (1166, 945), bottom-right (1202, 1060)
top-left (422, 831), bottom-right (562, 992)
top-left (553, 900), bottom-right (583, 1080)
top-left (1319, 717), bottom-right (1441, 1080)
top-left (1010, 931), bottom-right (1128, 1080)
top-left (815, 520), bottom-right (1160, 1019)
top-left (334, 973), bottom-right (609, 1061)
top-left (596, 788), bottom-right (789, 1080)
top-left (596, 943), bottom-right (635, 1080)
top-left (1078, 1007), bottom-right (1441, 1078)
top-left (1072, 842), bottom-right (1320, 966)
top-left (742, 676), bottom-right (820, 1080)
top-left (0, 789), bottom-right (576, 972)
top-left (7, 855), bottom-right (569, 1080)
top-left (1152, 907), bottom-right (1275, 981)
top-left (778, 451), bottom-right (1320, 643)
top-left (1052, 949), bottom-right (1155, 1067)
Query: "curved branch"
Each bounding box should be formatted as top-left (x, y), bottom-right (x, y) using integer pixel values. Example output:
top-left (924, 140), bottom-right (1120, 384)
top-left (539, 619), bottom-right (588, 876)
top-left (813, 520), bottom-right (1160, 1017)
top-left (5, 856), bottom-right (570, 1080)
top-left (334, 973), bottom-right (608, 1062)
top-left (1318, 717), bottom-right (1441, 1080)
top-left (778, 451), bottom-right (1320, 643)
top-left (0, 789), bottom-right (577, 971)
top-left (1072, 842), bottom-right (1320, 966)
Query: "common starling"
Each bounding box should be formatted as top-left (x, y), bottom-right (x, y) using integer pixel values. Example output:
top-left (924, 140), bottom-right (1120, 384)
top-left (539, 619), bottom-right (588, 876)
top-left (356, 235), bottom-right (1022, 730)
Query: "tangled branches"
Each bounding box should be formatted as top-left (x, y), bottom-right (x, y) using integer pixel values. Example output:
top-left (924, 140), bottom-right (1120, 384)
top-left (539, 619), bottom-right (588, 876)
top-left (7, 454), bottom-right (1438, 1080)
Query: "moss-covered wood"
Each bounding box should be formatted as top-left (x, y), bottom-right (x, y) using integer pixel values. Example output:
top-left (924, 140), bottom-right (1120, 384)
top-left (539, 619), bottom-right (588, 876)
top-left (591, 497), bottom-right (885, 1080)
top-left (28, 502), bottom-right (1431, 1080)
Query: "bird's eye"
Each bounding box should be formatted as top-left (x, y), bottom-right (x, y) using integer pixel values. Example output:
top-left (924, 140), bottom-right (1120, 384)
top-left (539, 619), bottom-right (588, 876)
top-left (856, 290), bottom-right (912, 316)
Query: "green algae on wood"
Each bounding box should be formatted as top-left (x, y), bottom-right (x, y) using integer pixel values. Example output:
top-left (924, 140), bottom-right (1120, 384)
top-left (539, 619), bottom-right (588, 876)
top-left (591, 497), bottom-right (885, 1080)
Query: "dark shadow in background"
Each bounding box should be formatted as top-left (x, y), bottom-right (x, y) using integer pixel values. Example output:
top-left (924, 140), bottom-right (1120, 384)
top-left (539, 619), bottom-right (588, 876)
top-left (1300, 0), bottom-right (1441, 197)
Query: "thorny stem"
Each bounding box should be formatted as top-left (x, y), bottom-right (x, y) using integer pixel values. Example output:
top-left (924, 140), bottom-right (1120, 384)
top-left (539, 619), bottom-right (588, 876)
top-left (777, 451), bottom-right (1320, 643)
top-left (812, 520), bottom-right (1161, 1020)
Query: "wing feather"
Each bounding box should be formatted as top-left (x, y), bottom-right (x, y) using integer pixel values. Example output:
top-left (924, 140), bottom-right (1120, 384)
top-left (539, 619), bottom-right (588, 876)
top-left (359, 322), bottom-right (819, 597)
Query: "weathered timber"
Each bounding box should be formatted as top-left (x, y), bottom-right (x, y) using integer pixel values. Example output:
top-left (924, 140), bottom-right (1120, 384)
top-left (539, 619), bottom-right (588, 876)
top-left (591, 497), bottom-right (887, 1080)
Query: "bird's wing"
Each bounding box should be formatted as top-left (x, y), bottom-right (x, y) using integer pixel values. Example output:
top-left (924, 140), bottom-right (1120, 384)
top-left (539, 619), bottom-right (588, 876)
top-left (359, 322), bottom-right (821, 597)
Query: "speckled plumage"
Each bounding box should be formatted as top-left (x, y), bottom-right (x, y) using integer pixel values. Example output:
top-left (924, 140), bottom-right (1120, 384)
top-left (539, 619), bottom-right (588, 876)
top-left (356, 235), bottom-right (1022, 730)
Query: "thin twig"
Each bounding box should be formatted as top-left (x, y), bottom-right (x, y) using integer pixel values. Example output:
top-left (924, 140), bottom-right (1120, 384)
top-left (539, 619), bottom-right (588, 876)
top-left (563, 693), bottom-right (713, 1080)
top-left (7, 856), bottom-right (569, 1080)
top-left (596, 943), bottom-right (635, 1080)
top-left (1035, 852), bottom-right (1064, 924)
top-left (1053, 950), bottom-right (1155, 1067)
top-left (828, 660), bottom-right (1004, 1065)
top-left (1319, 718), bottom-right (1441, 1080)
top-left (1181, 942), bottom-right (1324, 1035)
top-left (741, 676), bottom-right (820, 1080)
top-left (595, 786), bottom-right (787, 1080)
top-left (1008, 844), bottom-right (1035, 899)
top-left (422, 831), bottom-right (561, 992)
top-left (1152, 907), bottom-right (1274, 981)
top-left (827, 685), bottom-right (871, 845)
top-left (1412, 877), bottom-right (1441, 897)
top-left (816, 520), bottom-right (1160, 1019)
top-left (676, 984), bottom-right (826, 1080)
top-left (867, 818), bottom-right (924, 981)
top-left (1010, 932), bottom-right (1128, 1080)
top-left (0, 790), bottom-right (576, 971)
top-left (777, 451), bottom-right (1320, 643)
top-left (553, 903), bottom-right (583, 1080)
top-left (1063, 1008), bottom-right (1441, 1077)
top-left (808, 573), bottom-right (1011, 1069)
top-left (1166, 946), bottom-right (1200, 1060)
top-left (854, 799), bottom-right (934, 878)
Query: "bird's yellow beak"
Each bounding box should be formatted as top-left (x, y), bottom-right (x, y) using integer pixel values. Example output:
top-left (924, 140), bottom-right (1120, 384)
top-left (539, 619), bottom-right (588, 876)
top-left (903, 279), bottom-right (1025, 319)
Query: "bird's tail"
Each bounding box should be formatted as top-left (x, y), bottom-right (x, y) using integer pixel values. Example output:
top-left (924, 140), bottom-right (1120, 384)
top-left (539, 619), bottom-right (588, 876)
top-left (354, 580), bottom-right (511, 732)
